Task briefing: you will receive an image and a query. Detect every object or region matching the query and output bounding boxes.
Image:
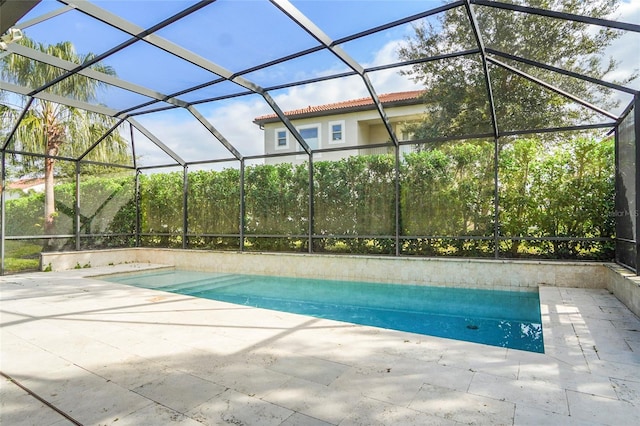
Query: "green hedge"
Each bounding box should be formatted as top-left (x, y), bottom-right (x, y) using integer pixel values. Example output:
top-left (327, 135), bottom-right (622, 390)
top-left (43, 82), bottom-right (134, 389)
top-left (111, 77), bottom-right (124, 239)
top-left (5, 174), bottom-right (136, 248)
top-left (4, 136), bottom-right (615, 262)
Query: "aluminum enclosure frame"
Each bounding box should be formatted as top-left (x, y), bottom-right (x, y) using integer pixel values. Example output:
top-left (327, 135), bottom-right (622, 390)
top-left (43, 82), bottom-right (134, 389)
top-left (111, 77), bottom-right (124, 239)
top-left (1, 0), bottom-right (639, 274)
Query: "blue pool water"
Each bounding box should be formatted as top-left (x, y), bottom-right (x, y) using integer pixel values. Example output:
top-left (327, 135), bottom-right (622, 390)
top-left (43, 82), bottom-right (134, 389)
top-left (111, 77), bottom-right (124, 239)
top-left (104, 270), bottom-right (544, 353)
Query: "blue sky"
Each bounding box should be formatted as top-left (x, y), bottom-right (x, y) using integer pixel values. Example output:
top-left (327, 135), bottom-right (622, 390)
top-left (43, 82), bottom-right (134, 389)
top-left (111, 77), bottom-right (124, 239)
top-left (8, 0), bottom-right (640, 165)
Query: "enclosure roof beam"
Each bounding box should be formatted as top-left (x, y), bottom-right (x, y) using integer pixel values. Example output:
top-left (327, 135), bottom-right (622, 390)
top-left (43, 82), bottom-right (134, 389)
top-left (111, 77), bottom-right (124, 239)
top-left (269, 0), bottom-right (398, 147)
top-left (185, 157), bottom-right (239, 167)
top-left (79, 86), bottom-right (246, 162)
top-left (499, 122), bottom-right (617, 138)
top-left (122, 81), bottom-right (253, 115)
top-left (118, 100), bottom-right (167, 117)
top-left (393, 122), bottom-right (616, 147)
top-left (59, 0), bottom-right (261, 91)
top-left (1, 96), bottom-right (33, 150)
top-left (130, 50), bottom-right (466, 109)
top-left (234, 49), bottom-right (482, 95)
top-left (77, 159), bottom-right (135, 170)
top-left (262, 71), bottom-right (357, 93)
top-left (167, 77), bottom-right (226, 101)
top-left (402, 133), bottom-right (495, 147)
top-left (365, 49), bottom-right (482, 73)
top-left (62, 0), bottom-right (310, 158)
top-left (6, 43), bottom-right (190, 109)
top-left (333, 1), bottom-right (465, 45)
top-left (15, 5), bottom-right (73, 30)
top-left (4, 148), bottom-right (83, 163)
top-left (471, 0), bottom-right (640, 33)
top-left (232, 2), bottom-right (463, 80)
top-left (1, 80), bottom-right (118, 116)
top-left (488, 56), bottom-right (619, 121)
top-left (618, 98), bottom-right (638, 125)
top-left (125, 104), bottom-right (180, 117)
top-left (486, 48), bottom-right (640, 96)
top-left (192, 90), bottom-right (268, 106)
top-left (187, 106), bottom-right (243, 161)
top-left (262, 91), bottom-right (311, 155)
top-left (234, 46), bottom-right (325, 79)
top-left (25, 0), bottom-right (215, 98)
top-left (127, 118), bottom-right (186, 167)
top-left (269, 1), bottom-right (336, 63)
top-left (464, 0), bottom-right (500, 139)
top-left (361, 73), bottom-right (398, 145)
top-left (77, 117), bottom-right (127, 161)
top-left (11, 0), bottom-right (250, 164)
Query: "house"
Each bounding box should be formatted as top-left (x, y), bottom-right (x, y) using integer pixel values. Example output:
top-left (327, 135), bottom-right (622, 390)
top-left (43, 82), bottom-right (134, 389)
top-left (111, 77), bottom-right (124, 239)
top-left (253, 90), bottom-right (426, 163)
top-left (4, 177), bottom-right (45, 200)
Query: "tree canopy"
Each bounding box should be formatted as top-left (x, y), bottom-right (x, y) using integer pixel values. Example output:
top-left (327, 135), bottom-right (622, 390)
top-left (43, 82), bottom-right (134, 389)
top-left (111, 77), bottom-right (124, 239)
top-left (1, 36), bottom-right (131, 235)
top-left (397, 0), bottom-right (635, 139)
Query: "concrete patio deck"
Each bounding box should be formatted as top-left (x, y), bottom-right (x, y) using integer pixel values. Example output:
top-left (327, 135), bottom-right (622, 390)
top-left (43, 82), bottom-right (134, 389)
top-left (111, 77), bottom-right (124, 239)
top-left (1, 264), bottom-right (639, 425)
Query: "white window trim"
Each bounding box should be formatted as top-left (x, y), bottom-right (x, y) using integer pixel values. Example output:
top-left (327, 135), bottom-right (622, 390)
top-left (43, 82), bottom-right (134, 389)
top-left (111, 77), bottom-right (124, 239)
top-left (328, 120), bottom-right (345, 145)
top-left (274, 127), bottom-right (289, 150)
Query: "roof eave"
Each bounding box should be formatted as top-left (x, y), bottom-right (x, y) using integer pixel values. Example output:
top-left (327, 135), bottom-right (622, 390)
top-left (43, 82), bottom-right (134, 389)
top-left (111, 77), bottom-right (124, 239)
top-left (253, 97), bottom-right (424, 126)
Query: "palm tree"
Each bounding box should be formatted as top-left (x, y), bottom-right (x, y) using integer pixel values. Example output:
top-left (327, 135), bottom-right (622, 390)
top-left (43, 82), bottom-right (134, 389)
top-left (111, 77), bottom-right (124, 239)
top-left (1, 36), bottom-right (131, 237)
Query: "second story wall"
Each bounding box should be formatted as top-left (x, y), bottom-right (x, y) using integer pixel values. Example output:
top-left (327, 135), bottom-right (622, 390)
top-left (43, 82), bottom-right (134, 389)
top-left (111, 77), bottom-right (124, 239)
top-left (261, 103), bottom-right (425, 163)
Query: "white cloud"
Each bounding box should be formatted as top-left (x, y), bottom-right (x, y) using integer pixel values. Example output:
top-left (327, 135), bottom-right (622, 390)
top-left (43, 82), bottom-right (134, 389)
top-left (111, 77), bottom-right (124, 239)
top-left (132, 38), bottom-right (423, 164)
top-left (615, 0), bottom-right (640, 23)
top-left (131, 111), bottom-right (241, 167)
top-left (242, 40), bottom-right (420, 154)
top-left (202, 98), bottom-right (268, 157)
top-left (606, 1), bottom-right (640, 77)
top-left (602, 0), bottom-right (640, 112)
top-left (367, 39), bottom-right (422, 94)
top-left (134, 1), bottom-right (639, 163)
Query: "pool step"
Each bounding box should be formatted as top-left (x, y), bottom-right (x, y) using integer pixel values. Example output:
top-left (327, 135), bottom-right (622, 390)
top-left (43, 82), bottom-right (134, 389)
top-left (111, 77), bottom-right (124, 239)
top-left (114, 271), bottom-right (181, 288)
top-left (186, 276), bottom-right (256, 295)
top-left (155, 274), bottom-right (253, 294)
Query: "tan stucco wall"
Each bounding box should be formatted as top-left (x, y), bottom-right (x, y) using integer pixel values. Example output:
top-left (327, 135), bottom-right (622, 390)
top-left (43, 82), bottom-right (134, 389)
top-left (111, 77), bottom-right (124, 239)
top-left (262, 104), bottom-right (425, 157)
top-left (604, 264), bottom-right (640, 317)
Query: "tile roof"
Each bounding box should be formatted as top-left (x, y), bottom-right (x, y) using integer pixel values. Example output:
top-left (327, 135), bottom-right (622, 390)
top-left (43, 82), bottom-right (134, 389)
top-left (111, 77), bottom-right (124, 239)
top-left (6, 177), bottom-right (45, 190)
top-left (254, 90), bottom-right (424, 123)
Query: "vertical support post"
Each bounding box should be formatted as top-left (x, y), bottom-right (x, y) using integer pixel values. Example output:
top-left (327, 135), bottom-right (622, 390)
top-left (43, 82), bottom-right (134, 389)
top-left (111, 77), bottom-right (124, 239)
top-left (182, 165), bottom-right (188, 249)
top-left (308, 153), bottom-right (314, 253)
top-left (129, 122), bottom-right (137, 170)
top-left (494, 136), bottom-right (500, 259)
top-left (1, 152), bottom-right (6, 275)
top-left (395, 145), bottom-right (401, 256)
top-left (75, 162), bottom-right (81, 251)
top-left (131, 123), bottom-right (140, 248)
top-left (240, 159), bottom-right (245, 251)
top-left (465, 0), bottom-right (501, 259)
top-left (614, 123), bottom-right (620, 263)
top-left (464, 0), bottom-right (499, 140)
top-left (634, 95), bottom-right (640, 274)
top-left (135, 170), bottom-right (141, 248)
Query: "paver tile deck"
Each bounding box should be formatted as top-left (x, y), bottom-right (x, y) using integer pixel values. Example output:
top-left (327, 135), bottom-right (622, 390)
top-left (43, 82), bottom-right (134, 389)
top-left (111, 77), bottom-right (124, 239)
top-left (1, 264), bottom-right (639, 425)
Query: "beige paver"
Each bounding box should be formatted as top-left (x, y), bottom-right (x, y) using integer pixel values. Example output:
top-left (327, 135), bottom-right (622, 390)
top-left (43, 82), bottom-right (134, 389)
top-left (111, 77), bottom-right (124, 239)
top-left (0, 376), bottom-right (74, 426)
top-left (1, 265), bottom-right (639, 425)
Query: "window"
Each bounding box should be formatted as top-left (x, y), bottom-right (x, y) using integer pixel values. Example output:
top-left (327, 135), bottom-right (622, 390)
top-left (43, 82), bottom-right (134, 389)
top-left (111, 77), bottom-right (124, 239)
top-left (331, 124), bottom-right (342, 141)
top-left (275, 128), bottom-right (288, 149)
top-left (328, 120), bottom-right (344, 144)
top-left (297, 125), bottom-right (320, 151)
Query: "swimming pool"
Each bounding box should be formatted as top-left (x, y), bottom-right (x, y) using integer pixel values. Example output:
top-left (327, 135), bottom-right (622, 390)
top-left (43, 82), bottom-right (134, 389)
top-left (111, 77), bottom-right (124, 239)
top-left (103, 270), bottom-right (544, 353)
